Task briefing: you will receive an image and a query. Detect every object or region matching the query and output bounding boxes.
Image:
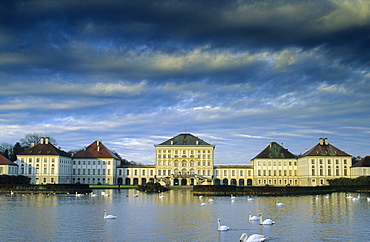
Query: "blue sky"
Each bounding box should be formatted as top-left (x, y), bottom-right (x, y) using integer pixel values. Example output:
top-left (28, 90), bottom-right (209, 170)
top-left (1, 0), bottom-right (369, 165)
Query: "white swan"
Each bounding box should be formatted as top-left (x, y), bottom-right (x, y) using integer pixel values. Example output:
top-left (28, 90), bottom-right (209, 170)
top-left (247, 196), bottom-right (254, 201)
top-left (133, 194), bottom-right (139, 197)
top-left (217, 218), bottom-right (229, 231)
top-left (231, 194), bottom-right (236, 200)
top-left (159, 195), bottom-right (166, 198)
top-left (104, 210), bottom-right (117, 219)
top-left (90, 193), bottom-right (97, 197)
top-left (276, 202), bottom-right (284, 207)
top-left (75, 192), bottom-right (82, 197)
top-left (259, 213), bottom-right (275, 225)
top-left (239, 232), bottom-right (265, 242)
top-left (367, 197), bottom-right (370, 202)
top-left (10, 191), bottom-right (14, 196)
top-left (199, 195), bottom-right (203, 199)
top-left (201, 203), bottom-right (207, 206)
top-left (248, 212), bottom-right (259, 221)
top-left (208, 198), bottom-right (214, 202)
top-left (101, 191), bottom-right (106, 196)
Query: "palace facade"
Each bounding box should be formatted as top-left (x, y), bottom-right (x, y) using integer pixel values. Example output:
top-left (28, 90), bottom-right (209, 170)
top-left (6, 133), bottom-right (370, 186)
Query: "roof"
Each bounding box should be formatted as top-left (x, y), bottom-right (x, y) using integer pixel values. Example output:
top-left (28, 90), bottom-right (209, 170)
top-left (252, 142), bottom-right (297, 160)
top-left (73, 140), bottom-right (120, 159)
top-left (0, 155), bottom-right (18, 166)
top-left (19, 143), bottom-right (71, 157)
top-left (301, 140), bottom-right (351, 157)
top-left (157, 133), bottom-right (212, 146)
top-left (352, 156), bottom-right (370, 167)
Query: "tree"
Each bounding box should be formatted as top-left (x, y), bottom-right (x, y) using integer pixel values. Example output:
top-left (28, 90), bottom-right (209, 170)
top-left (20, 133), bottom-right (58, 148)
top-left (0, 143), bottom-right (13, 159)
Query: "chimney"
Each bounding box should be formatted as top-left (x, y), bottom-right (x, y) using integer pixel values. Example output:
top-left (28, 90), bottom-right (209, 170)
top-left (45, 137), bottom-right (49, 144)
top-left (96, 140), bottom-right (100, 146)
top-left (40, 137), bottom-right (45, 144)
top-left (210, 141), bottom-right (212, 145)
top-left (269, 142), bottom-right (272, 148)
top-left (324, 138), bottom-right (329, 145)
top-left (171, 140), bottom-right (173, 145)
top-left (196, 140), bottom-right (199, 145)
top-left (31, 142), bottom-right (35, 147)
top-left (319, 138), bottom-right (324, 145)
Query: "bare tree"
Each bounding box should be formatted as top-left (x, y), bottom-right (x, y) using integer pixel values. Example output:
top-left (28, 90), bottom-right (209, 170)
top-left (0, 143), bottom-right (13, 159)
top-left (20, 132), bottom-right (58, 148)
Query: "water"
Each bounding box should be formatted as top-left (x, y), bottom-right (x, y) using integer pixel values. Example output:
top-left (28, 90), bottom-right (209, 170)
top-left (0, 190), bottom-right (369, 241)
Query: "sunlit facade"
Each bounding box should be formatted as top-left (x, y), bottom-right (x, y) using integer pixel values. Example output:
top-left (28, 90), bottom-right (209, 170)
top-left (16, 137), bottom-right (73, 184)
top-left (8, 134), bottom-right (369, 186)
top-left (72, 140), bottom-right (120, 185)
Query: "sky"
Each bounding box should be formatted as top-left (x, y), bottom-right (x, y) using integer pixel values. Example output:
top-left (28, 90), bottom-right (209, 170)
top-left (1, 0), bottom-right (370, 165)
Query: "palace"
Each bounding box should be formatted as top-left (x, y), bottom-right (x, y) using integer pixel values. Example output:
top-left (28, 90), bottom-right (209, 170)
top-left (3, 133), bottom-right (369, 186)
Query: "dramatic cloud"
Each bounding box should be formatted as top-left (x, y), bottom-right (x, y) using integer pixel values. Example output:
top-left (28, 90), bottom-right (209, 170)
top-left (0, 0), bottom-right (369, 164)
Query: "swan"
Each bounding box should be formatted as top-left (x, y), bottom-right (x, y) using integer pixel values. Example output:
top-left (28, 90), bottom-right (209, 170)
top-left (103, 210), bottom-right (117, 219)
top-left (247, 196), bottom-right (254, 201)
top-left (276, 202), bottom-right (284, 207)
top-left (239, 233), bottom-right (265, 242)
top-left (249, 212), bottom-right (259, 221)
top-left (90, 193), bottom-right (97, 197)
top-left (10, 191), bottom-right (14, 196)
top-left (217, 218), bottom-right (229, 231)
top-left (159, 195), bottom-right (166, 198)
top-left (75, 192), bottom-right (82, 197)
top-left (201, 203), bottom-right (207, 206)
top-left (367, 197), bottom-right (370, 202)
top-left (259, 213), bottom-right (275, 225)
top-left (231, 194), bottom-right (236, 200)
top-left (199, 195), bottom-right (203, 199)
top-left (101, 191), bottom-right (106, 196)
top-left (133, 194), bottom-right (139, 197)
top-left (208, 198), bottom-right (214, 202)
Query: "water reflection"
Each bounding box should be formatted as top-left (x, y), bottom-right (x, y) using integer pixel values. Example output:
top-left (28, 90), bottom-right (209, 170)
top-left (0, 190), bottom-right (369, 241)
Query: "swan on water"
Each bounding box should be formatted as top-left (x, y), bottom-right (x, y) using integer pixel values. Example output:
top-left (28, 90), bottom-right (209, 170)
top-left (248, 212), bottom-right (259, 221)
top-left (259, 213), bottom-right (275, 225)
top-left (199, 195), bottom-right (203, 199)
top-left (231, 194), bottom-right (236, 200)
top-left (239, 232), bottom-right (265, 242)
top-left (133, 194), bottom-right (139, 197)
top-left (75, 192), bottom-right (82, 197)
top-left (101, 191), bottom-right (106, 196)
top-left (247, 196), bottom-right (254, 201)
top-left (367, 197), bottom-right (370, 202)
top-left (217, 218), bottom-right (229, 231)
top-left (201, 203), bottom-right (207, 206)
top-left (208, 198), bottom-right (214, 202)
top-left (159, 195), bottom-right (166, 198)
top-left (276, 202), bottom-right (284, 207)
top-left (103, 210), bottom-right (117, 219)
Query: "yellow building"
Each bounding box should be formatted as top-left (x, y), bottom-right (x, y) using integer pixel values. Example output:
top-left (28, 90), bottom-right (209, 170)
top-left (297, 138), bottom-right (352, 186)
top-left (214, 165), bottom-right (254, 186)
top-left (154, 133), bottom-right (215, 186)
top-left (73, 140), bottom-right (120, 185)
top-left (117, 164), bottom-right (156, 186)
top-left (350, 156), bottom-right (370, 178)
top-left (16, 137), bottom-right (73, 184)
top-left (251, 142), bottom-right (298, 186)
top-left (0, 154), bottom-right (18, 175)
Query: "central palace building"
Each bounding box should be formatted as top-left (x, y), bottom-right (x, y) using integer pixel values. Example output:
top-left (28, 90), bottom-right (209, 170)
top-left (9, 133), bottom-right (370, 187)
